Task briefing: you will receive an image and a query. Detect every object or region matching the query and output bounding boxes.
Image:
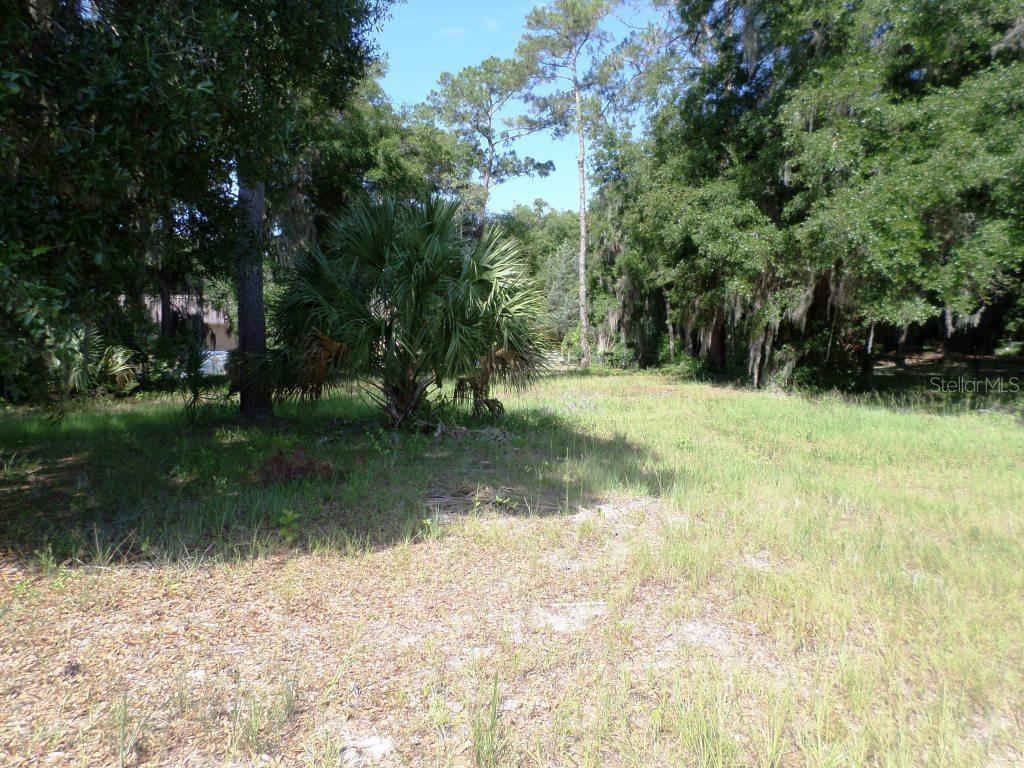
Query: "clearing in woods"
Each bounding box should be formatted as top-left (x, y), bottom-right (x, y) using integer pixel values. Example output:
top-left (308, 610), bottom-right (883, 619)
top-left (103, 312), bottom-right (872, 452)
top-left (1, 372), bottom-right (1022, 766)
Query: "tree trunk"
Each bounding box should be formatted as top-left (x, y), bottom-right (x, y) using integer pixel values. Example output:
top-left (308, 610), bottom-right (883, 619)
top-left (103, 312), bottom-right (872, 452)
top-left (158, 280), bottom-right (174, 339)
top-left (858, 322), bottom-right (876, 386)
top-left (709, 308), bottom-right (726, 370)
top-left (665, 294), bottom-right (675, 363)
top-left (234, 175), bottom-right (273, 422)
top-left (941, 306), bottom-right (954, 358)
top-left (158, 210), bottom-right (175, 339)
top-left (482, 141), bottom-right (494, 216)
top-left (896, 324), bottom-right (909, 369)
top-left (573, 69), bottom-right (590, 366)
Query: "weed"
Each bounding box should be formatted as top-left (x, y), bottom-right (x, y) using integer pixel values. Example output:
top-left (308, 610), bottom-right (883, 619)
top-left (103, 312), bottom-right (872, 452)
top-left (33, 544), bottom-right (61, 574)
top-left (365, 424), bottom-right (397, 459)
top-left (676, 675), bottom-right (738, 768)
top-left (229, 679), bottom-right (297, 756)
top-left (472, 674), bottom-right (505, 768)
top-left (0, 450), bottom-right (36, 484)
top-left (276, 508), bottom-right (302, 545)
top-left (419, 507), bottom-right (444, 539)
top-left (759, 690), bottom-right (792, 768)
top-left (110, 695), bottom-right (149, 768)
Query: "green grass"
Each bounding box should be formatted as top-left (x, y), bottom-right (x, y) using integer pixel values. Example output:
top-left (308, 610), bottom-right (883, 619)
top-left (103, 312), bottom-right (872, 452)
top-left (0, 392), bottom-right (418, 563)
top-left (0, 377), bottom-right (671, 565)
top-left (2, 371), bottom-right (1022, 766)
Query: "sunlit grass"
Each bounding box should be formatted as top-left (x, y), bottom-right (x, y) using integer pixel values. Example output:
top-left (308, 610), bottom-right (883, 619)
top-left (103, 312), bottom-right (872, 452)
top-left (503, 373), bottom-right (1024, 767)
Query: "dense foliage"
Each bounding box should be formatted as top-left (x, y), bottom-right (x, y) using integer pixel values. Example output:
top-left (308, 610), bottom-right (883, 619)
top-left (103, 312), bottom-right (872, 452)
top-left (3, 0), bottom-right (1022, 408)
top-left (583, 0), bottom-right (1024, 384)
top-left (1, 0), bottom-right (379, 405)
top-left (270, 196), bottom-right (548, 425)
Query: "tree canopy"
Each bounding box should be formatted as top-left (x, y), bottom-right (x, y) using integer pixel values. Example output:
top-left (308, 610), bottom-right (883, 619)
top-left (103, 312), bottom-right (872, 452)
top-left (3, 0), bottom-right (1022, 407)
top-left (583, 0), bottom-right (1024, 383)
top-left (1, 0), bottom-right (380, 404)
top-left (428, 57), bottom-right (553, 214)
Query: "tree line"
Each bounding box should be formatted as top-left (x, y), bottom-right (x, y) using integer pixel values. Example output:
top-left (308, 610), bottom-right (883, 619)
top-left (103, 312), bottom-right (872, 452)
top-left (436, 0), bottom-right (1023, 387)
top-left (3, 0), bottom-right (1022, 413)
top-left (586, 0), bottom-right (1024, 386)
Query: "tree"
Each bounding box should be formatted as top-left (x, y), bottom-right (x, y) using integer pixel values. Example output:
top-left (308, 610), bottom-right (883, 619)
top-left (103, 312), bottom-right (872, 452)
top-left (428, 57), bottom-right (553, 214)
top-left (517, 0), bottom-right (617, 366)
top-left (0, 1), bottom-right (380, 409)
top-left (556, 1), bottom-right (1024, 386)
top-left (495, 201), bottom-right (580, 337)
top-left (402, 108), bottom-right (483, 202)
top-left (202, 0), bottom-right (379, 420)
top-left (497, 201), bottom-right (577, 267)
top-left (2, 2), bottom-right (216, 400)
top-left (541, 238), bottom-right (582, 340)
top-left (270, 196), bottom-right (548, 426)
top-left (276, 71), bottom-right (480, 256)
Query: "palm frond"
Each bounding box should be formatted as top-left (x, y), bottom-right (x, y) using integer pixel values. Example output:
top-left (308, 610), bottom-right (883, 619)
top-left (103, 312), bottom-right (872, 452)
top-left (267, 194), bottom-right (549, 423)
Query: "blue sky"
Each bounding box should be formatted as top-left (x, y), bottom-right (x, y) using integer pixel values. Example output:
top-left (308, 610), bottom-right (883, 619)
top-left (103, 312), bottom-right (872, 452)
top-left (375, 1), bottom-right (648, 213)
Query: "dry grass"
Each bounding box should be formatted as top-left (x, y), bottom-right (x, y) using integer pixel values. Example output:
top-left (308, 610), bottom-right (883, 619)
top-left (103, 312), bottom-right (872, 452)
top-left (2, 372), bottom-right (1023, 766)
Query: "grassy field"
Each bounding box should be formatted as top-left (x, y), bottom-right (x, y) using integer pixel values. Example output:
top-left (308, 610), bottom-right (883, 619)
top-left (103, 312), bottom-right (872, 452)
top-left (1, 372), bottom-right (1023, 767)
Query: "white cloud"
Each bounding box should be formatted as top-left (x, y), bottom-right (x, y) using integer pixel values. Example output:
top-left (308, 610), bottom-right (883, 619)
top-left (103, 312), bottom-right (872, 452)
top-left (434, 26), bottom-right (466, 39)
top-left (481, 17), bottom-right (500, 32)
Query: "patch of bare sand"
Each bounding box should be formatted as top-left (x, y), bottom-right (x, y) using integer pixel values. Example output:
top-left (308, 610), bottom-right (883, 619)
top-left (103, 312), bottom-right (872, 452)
top-left (0, 517), bottom-right (619, 766)
top-left (606, 580), bottom-right (786, 685)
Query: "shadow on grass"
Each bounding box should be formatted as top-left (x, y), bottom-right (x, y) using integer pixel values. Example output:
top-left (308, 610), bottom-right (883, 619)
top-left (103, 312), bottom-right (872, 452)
top-left (0, 392), bottom-right (673, 568)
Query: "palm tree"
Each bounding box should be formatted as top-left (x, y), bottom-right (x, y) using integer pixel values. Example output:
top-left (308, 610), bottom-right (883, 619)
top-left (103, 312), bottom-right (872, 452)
top-left (270, 195), bottom-right (548, 426)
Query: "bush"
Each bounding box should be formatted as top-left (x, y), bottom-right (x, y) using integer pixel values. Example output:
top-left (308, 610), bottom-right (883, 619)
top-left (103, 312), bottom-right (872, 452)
top-left (53, 325), bottom-right (137, 398)
top-left (667, 353), bottom-right (702, 379)
top-left (599, 341), bottom-right (637, 369)
top-left (560, 327), bottom-right (582, 363)
top-left (271, 195), bottom-right (548, 426)
top-left (178, 340), bottom-right (212, 422)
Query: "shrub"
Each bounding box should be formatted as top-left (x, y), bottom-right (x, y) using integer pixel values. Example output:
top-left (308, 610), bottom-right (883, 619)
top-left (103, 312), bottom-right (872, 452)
top-left (599, 341), bottom-right (637, 369)
top-left (53, 325), bottom-right (137, 397)
top-left (668, 353), bottom-right (702, 380)
top-left (560, 327), bottom-right (582, 363)
top-left (269, 195), bottom-right (549, 426)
